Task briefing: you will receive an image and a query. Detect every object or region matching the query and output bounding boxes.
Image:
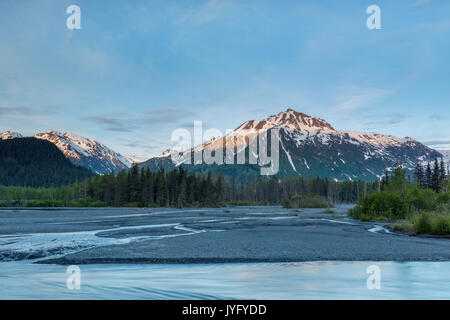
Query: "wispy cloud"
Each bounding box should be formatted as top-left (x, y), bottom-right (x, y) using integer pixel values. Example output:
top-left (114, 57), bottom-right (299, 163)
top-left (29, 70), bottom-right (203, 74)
top-left (429, 114), bottom-right (449, 122)
top-left (142, 107), bottom-right (194, 123)
top-left (173, 0), bottom-right (233, 26)
top-left (363, 113), bottom-right (409, 127)
top-left (413, 0), bottom-right (431, 6)
top-left (82, 107), bottom-right (195, 133)
top-left (0, 106), bottom-right (34, 115)
top-left (82, 114), bottom-right (136, 132)
top-left (423, 140), bottom-right (450, 146)
top-left (334, 86), bottom-right (395, 112)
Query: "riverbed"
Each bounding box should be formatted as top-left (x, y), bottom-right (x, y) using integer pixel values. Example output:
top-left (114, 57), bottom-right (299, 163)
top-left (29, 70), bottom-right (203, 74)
top-left (1, 206), bottom-right (449, 299)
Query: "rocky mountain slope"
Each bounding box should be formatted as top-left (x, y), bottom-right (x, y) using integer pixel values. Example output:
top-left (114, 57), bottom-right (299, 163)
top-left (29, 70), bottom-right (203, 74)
top-left (33, 131), bottom-right (132, 174)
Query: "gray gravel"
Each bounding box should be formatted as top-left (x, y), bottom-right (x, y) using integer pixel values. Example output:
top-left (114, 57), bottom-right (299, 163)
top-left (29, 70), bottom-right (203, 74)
top-left (0, 205), bottom-right (449, 264)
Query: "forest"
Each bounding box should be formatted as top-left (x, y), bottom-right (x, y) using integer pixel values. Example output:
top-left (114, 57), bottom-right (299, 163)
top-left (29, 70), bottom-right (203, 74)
top-left (0, 138), bottom-right (93, 187)
top-left (0, 165), bottom-right (377, 207)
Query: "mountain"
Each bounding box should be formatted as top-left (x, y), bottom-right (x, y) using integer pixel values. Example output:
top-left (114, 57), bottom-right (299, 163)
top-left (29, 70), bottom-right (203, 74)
top-left (1, 130), bottom-right (134, 174)
top-left (33, 131), bottom-right (132, 174)
top-left (0, 138), bottom-right (94, 187)
top-left (140, 108), bottom-right (442, 181)
top-left (0, 131), bottom-right (23, 140)
top-left (124, 155), bottom-right (149, 165)
top-left (438, 150), bottom-right (450, 163)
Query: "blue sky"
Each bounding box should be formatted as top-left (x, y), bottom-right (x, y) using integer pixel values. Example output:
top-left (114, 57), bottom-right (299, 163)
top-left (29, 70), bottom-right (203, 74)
top-left (0, 0), bottom-right (449, 157)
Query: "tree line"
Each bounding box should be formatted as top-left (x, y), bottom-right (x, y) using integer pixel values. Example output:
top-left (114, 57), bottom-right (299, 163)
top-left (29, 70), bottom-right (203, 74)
top-left (0, 165), bottom-right (377, 207)
top-left (414, 158), bottom-right (448, 192)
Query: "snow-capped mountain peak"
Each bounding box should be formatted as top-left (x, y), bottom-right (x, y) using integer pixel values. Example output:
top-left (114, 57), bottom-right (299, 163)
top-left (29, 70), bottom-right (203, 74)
top-left (235, 108), bottom-right (335, 133)
top-left (156, 149), bottom-right (177, 158)
top-left (34, 131), bottom-right (132, 174)
top-left (124, 155), bottom-right (149, 164)
top-left (0, 131), bottom-right (23, 140)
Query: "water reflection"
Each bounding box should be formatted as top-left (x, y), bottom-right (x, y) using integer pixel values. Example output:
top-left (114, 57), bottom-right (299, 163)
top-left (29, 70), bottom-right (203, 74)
top-left (1, 261), bottom-right (449, 300)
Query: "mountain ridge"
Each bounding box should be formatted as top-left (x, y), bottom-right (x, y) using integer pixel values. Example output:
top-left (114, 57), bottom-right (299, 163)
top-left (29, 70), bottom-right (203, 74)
top-left (0, 131), bottom-right (23, 140)
top-left (1, 108), bottom-right (445, 179)
top-left (1, 130), bottom-right (136, 174)
top-left (141, 108), bottom-right (443, 181)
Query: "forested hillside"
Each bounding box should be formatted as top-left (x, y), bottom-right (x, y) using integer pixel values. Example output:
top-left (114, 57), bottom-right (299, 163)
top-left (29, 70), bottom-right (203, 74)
top-left (0, 138), bottom-right (94, 187)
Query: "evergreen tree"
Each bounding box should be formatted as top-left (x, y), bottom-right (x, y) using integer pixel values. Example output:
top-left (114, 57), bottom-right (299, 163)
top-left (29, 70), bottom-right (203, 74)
top-left (414, 161), bottom-right (424, 188)
top-left (380, 170), bottom-right (389, 191)
top-left (439, 158), bottom-right (447, 186)
top-left (425, 163), bottom-right (432, 189)
top-left (431, 158), bottom-right (440, 192)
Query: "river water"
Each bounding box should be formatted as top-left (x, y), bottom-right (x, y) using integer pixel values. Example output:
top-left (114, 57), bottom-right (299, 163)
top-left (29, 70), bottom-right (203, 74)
top-left (1, 261), bottom-right (449, 299)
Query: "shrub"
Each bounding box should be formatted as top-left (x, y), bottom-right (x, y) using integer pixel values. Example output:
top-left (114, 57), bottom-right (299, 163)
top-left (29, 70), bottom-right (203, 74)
top-left (437, 192), bottom-right (450, 205)
top-left (348, 205), bottom-right (363, 219)
top-left (282, 199), bottom-right (291, 208)
top-left (125, 202), bottom-right (139, 207)
top-left (360, 192), bottom-right (407, 219)
top-left (323, 208), bottom-right (335, 214)
top-left (393, 221), bottom-right (415, 234)
top-left (359, 213), bottom-right (369, 221)
top-left (24, 200), bottom-right (64, 207)
top-left (408, 188), bottom-right (438, 211)
top-left (431, 215), bottom-right (450, 235)
top-left (226, 201), bottom-right (264, 206)
top-left (414, 213), bottom-right (432, 234)
top-left (285, 194), bottom-right (331, 209)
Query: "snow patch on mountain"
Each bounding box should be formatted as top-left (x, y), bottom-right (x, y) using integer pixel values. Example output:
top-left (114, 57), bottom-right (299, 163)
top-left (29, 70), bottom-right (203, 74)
top-left (279, 137), bottom-right (296, 172)
top-left (0, 131), bottom-right (23, 140)
top-left (438, 150), bottom-right (450, 163)
top-left (124, 156), bottom-right (149, 165)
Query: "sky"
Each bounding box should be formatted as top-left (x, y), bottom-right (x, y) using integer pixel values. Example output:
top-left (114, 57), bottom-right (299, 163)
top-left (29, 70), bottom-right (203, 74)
top-left (0, 0), bottom-right (449, 158)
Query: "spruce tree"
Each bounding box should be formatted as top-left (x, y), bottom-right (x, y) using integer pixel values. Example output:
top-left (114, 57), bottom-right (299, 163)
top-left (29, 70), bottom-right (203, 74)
top-left (414, 161), bottom-right (424, 188)
top-left (439, 158), bottom-right (447, 186)
top-left (425, 163), bottom-right (432, 189)
top-left (431, 159), bottom-right (440, 192)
